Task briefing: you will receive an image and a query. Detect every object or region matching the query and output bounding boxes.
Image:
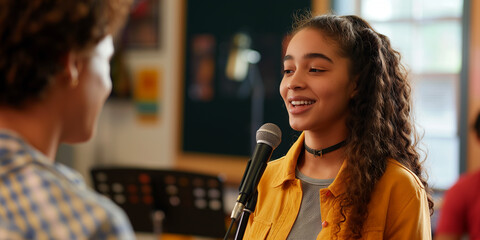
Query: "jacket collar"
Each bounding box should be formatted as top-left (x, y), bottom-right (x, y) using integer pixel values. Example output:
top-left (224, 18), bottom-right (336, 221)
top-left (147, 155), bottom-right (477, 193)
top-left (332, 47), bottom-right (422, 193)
top-left (270, 132), bottom-right (347, 197)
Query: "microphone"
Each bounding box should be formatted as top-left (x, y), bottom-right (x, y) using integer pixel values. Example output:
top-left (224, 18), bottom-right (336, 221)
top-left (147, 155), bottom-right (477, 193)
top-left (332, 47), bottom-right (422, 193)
top-left (230, 123), bottom-right (282, 220)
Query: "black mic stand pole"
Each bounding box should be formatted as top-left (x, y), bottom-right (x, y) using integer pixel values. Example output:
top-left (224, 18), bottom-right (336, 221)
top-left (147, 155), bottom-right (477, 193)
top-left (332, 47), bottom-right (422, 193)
top-left (223, 159), bottom-right (251, 240)
top-left (234, 191), bottom-right (257, 240)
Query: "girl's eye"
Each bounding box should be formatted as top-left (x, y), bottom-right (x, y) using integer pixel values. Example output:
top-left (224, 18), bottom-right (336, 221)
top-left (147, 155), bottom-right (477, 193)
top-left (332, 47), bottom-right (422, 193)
top-left (310, 68), bottom-right (326, 73)
top-left (283, 69), bottom-right (294, 74)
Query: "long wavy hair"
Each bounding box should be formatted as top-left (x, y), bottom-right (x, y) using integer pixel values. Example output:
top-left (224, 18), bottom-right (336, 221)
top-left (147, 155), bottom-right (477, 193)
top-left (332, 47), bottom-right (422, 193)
top-left (291, 14), bottom-right (434, 238)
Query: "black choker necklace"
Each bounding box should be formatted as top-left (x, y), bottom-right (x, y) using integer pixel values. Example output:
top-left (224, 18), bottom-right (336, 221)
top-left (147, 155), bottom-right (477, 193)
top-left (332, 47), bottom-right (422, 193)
top-left (304, 140), bottom-right (346, 157)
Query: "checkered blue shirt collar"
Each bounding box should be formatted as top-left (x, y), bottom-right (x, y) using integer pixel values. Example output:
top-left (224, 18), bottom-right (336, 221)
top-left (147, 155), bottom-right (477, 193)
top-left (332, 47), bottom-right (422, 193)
top-left (0, 129), bottom-right (53, 176)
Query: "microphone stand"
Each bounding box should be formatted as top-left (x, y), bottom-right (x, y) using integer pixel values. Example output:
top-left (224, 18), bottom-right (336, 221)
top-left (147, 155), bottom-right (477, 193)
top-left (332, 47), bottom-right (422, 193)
top-left (224, 159), bottom-right (255, 240)
top-left (234, 191), bottom-right (257, 240)
top-left (248, 63), bottom-right (264, 152)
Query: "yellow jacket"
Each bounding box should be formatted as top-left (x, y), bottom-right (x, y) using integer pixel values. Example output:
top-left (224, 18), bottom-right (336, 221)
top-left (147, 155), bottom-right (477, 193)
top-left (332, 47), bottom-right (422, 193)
top-left (244, 133), bottom-right (431, 239)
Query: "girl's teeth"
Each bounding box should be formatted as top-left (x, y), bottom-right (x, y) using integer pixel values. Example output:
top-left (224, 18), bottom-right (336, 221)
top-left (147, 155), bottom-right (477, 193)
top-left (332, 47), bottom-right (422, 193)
top-left (291, 100), bottom-right (314, 106)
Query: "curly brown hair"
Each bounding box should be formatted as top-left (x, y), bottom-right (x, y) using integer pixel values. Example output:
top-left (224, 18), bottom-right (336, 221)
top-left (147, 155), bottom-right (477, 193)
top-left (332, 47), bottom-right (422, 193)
top-left (291, 14), bottom-right (434, 238)
top-left (0, 0), bottom-right (132, 107)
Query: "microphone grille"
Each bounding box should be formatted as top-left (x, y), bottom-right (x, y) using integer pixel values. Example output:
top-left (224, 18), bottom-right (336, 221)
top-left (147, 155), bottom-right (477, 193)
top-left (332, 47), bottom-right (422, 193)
top-left (256, 123), bottom-right (282, 149)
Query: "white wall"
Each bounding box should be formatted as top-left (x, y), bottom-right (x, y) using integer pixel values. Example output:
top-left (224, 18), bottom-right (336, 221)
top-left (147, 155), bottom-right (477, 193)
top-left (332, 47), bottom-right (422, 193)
top-left (73, 0), bottom-right (184, 180)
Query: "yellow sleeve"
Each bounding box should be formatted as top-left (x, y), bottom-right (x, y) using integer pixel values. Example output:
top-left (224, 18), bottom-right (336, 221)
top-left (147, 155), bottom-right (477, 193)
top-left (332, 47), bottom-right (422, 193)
top-left (384, 187), bottom-right (432, 240)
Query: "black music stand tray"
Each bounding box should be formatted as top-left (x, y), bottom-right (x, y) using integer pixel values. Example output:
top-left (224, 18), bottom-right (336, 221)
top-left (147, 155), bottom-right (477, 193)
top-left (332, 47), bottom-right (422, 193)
top-left (90, 167), bottom-right (226, 238)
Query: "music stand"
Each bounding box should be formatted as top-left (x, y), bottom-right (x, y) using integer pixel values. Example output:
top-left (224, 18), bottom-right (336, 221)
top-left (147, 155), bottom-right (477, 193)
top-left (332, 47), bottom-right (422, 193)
top-left (90, 167), bottom-right (226, 238)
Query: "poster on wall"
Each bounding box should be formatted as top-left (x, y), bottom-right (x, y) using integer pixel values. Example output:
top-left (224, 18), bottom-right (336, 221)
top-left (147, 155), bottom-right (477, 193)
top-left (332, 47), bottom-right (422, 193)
top-left (122, 0), bottom-right (161, 49)
top-left (188, 34), bottom-right (216, 102)
top-left (135, 68), bottom-right (162, 124)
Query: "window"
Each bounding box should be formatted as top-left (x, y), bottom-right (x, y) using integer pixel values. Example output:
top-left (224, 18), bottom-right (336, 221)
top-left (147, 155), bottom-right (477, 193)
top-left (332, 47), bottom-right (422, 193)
top-left (334, 0), bottom-right (463, 189)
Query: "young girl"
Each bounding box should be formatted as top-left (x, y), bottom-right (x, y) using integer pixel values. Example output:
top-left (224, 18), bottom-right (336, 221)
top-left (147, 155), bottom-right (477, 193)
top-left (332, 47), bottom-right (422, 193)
top-left (244, 14), bottom-right (433, 239)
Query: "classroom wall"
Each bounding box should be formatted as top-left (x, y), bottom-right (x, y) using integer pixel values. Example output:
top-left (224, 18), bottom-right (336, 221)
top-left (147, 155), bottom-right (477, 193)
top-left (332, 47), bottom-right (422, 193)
top-left (73, 0), bottom-right (185, 181)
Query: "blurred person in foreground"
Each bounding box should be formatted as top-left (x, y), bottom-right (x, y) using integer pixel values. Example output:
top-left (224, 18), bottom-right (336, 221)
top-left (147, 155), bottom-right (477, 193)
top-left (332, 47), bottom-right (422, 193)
top-left (435, 112), bottom-right (480, 240)
top-left (0, 0), bottom-right (134, 239)
top-left (243, 13), bottom-right (433, 239)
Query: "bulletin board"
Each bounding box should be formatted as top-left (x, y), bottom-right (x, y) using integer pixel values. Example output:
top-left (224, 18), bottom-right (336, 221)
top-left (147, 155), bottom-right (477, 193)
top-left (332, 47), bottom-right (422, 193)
top-left (182, 0), bottom-right (310, 158)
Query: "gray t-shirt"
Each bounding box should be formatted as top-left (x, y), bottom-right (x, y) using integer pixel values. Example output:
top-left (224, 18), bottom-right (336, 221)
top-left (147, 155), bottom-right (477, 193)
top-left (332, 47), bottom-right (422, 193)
top-left (286, 168), bottom-right (334, 240)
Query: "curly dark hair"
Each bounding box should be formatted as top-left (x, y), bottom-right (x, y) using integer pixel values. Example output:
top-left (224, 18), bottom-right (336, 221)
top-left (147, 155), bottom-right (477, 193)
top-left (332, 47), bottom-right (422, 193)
top-left (291, 14), bottom-right (434, 238)
top-left (0, 0), bottom-right (132, 107)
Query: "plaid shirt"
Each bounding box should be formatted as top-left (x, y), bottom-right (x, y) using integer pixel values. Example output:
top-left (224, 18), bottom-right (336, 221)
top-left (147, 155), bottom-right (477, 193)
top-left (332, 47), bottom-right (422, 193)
top-left (0, 130), bottom-right (135, 239)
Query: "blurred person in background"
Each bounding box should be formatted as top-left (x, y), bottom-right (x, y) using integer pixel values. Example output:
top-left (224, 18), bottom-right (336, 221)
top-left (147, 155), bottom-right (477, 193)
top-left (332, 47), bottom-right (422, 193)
top-left (435, 111), bottom-right (480, 240)
top-left (0, 0), bottom-right (134, 239)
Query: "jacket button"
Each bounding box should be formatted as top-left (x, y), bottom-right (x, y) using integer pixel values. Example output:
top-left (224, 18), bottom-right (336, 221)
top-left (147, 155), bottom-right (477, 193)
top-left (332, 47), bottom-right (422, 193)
top-left (322, 221), bottom-right (328, 228)
top-left (325, 191), bottom-right (331, 197)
